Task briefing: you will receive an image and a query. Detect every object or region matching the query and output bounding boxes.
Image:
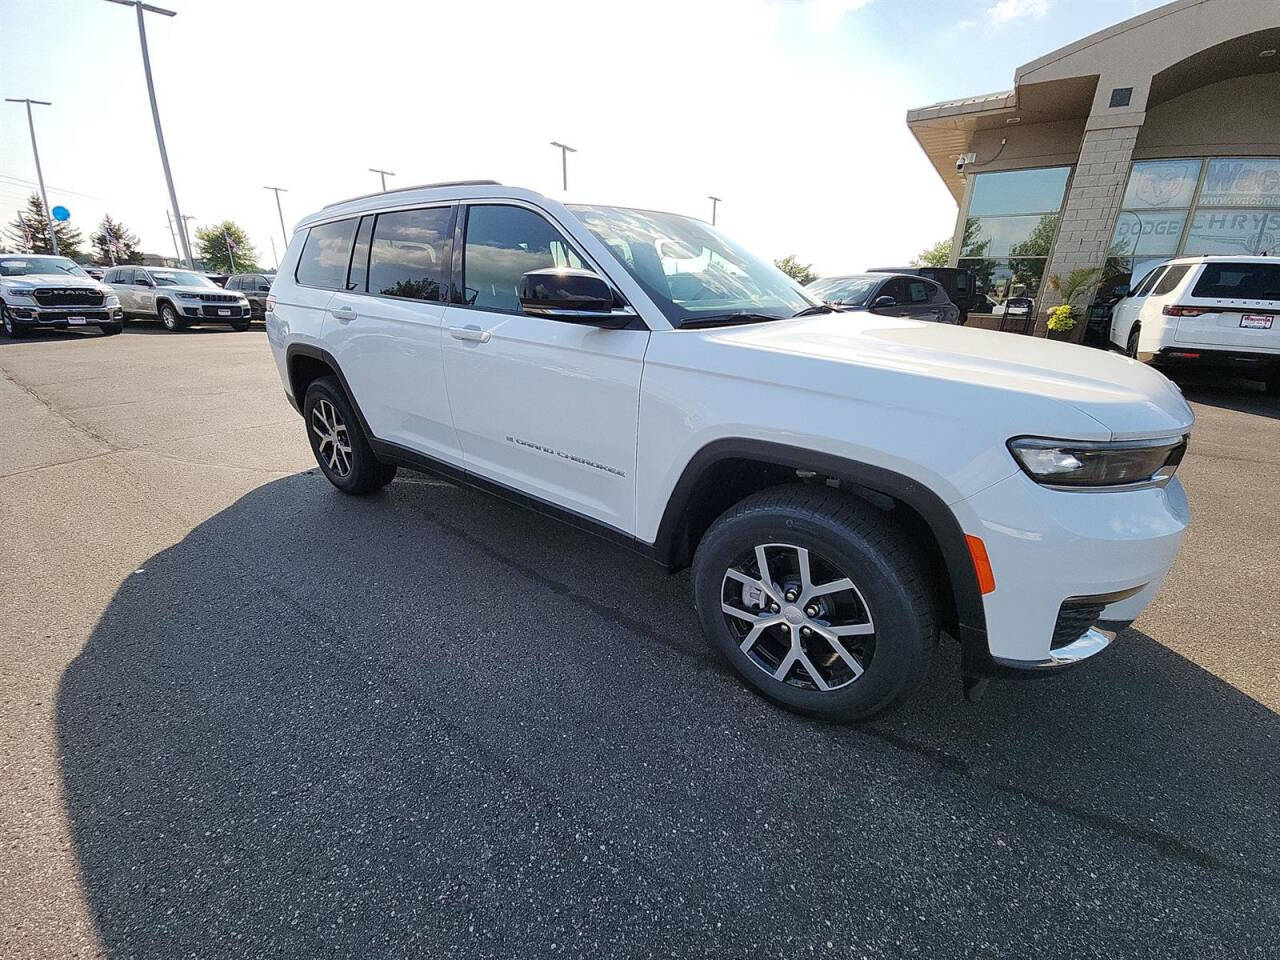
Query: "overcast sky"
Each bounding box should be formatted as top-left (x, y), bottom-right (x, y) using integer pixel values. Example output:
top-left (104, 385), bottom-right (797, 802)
top-left (0, 0), bottom-right (1166, 274)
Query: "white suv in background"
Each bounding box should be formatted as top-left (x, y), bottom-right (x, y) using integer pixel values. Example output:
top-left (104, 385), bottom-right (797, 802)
top-left (1110, 256), bottom-right (1280, 394)
top-left (266, 181), bottom-right (1193, 720)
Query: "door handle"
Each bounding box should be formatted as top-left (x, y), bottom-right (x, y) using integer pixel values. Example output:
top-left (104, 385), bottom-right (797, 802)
top-left (448, 324), bottom-right (491, 343)
top-left (331, 305), bottom-right (357, 323)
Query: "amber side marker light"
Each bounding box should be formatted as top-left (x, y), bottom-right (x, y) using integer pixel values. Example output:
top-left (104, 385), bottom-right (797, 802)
top-left (965, 535), bottom-right (996, 594)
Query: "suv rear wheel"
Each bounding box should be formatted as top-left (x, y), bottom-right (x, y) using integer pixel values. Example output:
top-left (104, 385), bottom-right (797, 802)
top-left (303, 376), bottom-right (397, 495)
top-left (692, 485), bottom-right (936, 722)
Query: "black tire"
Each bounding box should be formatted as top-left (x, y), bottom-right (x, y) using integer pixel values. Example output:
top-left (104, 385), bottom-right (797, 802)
top-left (1126, 324), bottom-right (1140, 359)
top-left (693, 485), bottom-right (936, 722)
top-left (230, 320), bottom-right (251, 332)
top-left (2, 305), bottom-right (26, 338)
top-left (159, 301), bottom-right (185, 332)
top-left (1265, 369), bottom-right (1280, 397)
top-left (302, 376), bottom-right (397, 495)
top-left (99, 323), bottom-right (123, 336)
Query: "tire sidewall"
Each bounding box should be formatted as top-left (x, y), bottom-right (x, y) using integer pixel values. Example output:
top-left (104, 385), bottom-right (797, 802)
top-left (694, 500), bottom-right (931, 721)
top-left (1127, 324), bottom-right (1140, 359)
top-left (302, 377), bottom-right (387, 494)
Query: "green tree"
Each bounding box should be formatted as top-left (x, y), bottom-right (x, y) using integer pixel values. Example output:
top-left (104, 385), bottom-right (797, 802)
top-left (90, 214), bottom-right (143, 266)
top-left (4, 193), bottom-right (84, 258)
top-left (1008, 213), bottom-right (1059, 294)
top-left (774, 254), bottom-right (817, 285)
top-left (911, 237), bottom-right (952, 267)
top-left (194, 220), bottom-right (261, 273)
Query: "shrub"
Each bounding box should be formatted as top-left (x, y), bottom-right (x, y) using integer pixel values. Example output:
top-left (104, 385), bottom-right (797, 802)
top-left (1046, 304), bottom-right (1076, 333)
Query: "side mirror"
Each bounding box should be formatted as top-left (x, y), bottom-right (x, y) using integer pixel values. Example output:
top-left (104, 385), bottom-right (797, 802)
top-left (518, 268), bottom-right (629, 327)
top-left (870, 295), bottom-right (897, 310)
top-left (138, 277), bottom-right (154, 288)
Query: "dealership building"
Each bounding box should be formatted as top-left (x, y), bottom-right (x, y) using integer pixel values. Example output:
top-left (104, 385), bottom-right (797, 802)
top-left (907, 0), bottom-right (1280, 336)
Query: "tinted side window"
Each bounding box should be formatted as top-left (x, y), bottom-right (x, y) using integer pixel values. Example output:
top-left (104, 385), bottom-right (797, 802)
top-left (906, 279), bottom-right (931, 303)
top-left (880, 278), bottom-right (907, 303)
top-left (1133, 266), bottom-right (1166, 297)
top-left (1151, 264), bottom-right (1190, 296)
top-left (462, 205), bottom-right (588, 313)
top-left (226, 276), bottom-right (242, 290)
top-left (368, 208), bottom-right (452, 301)
top-left (347, 216), bottom-right (373, 292)
top-left (296, 218), bottom-right (358, 290)
top-left (1191, 262), bottom-right (1280, 300)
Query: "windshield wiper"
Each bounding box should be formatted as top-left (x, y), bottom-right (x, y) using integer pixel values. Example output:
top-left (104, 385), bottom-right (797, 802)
top-left (679, 312), bottom-right (786, 329)
top-left (791, 303), bottom-right (844, 317)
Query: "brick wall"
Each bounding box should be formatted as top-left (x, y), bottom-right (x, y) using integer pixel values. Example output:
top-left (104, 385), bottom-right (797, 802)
top-left (1036, 122), bottom-right (1141, 338)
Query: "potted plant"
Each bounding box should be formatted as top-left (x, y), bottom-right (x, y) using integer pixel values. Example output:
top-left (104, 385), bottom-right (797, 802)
top-left (1045, 267), bottom-right (1102, 341)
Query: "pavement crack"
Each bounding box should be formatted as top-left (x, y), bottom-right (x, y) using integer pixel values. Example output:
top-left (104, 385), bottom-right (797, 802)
top-left (0, 364), bottom-right (118, 451)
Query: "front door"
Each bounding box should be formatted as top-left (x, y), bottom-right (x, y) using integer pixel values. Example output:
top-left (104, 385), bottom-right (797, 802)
top-left (441, 202), bottom-right (648, 535)
top-left (134, 269), bottom-right (158, 317)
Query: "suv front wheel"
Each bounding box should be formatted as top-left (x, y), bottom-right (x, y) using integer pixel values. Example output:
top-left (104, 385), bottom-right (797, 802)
top-left (303, 376), bottom-right (397, 495)
top-left (693, 486), bottom-right (936, 722)
top-left (159, 302), bottom-right (184, 332)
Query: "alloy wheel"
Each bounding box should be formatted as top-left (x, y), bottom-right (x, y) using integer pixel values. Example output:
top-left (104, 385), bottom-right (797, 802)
top-left (162, 306), bottom-right (177, 330)
top-left (720, 541), bottom-right (875, 691)
top-left (310, 398), bottom-right (353, 478)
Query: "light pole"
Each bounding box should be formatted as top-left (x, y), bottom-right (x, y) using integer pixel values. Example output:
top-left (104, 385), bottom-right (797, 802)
top-left (264, 185), bottom-right (289, 247)
top-left (369, 168), bottom-right (395, 192)
top-left (5, 98), bottom-right (57, 255)
top-left (708, 195), bottom-right (722, 226)
top-left (103, 0), bottom-right (193, 268)
top-left (549, 141), bottom-right (576, 192)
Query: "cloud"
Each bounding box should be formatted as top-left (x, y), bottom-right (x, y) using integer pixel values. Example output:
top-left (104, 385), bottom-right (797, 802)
top-left (955, 18), bottom-right (977, 30)
top-left (779, 0), bottom-right (875, 28)
top-left (987, 0), bottom-right (1050, 25)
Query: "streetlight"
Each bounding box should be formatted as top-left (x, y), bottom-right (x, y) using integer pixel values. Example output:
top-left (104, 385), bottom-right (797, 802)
top-left (5, 98), bottom-right (57, 254)
top-left (263, 185), bottom-right (289, 247)
top-left (708, 195), bottom-right (722, 226)
top-left (369, 168), bottom-right (395, 191)
top-left (102, 0), bottom-right (193, 268)
top-left (549, 141), bottom-right (576, 192)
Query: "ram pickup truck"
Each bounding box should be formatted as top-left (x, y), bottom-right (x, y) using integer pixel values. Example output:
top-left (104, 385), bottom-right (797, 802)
top-left (266, 182), bottom-right (1193, 720)
top-left (0, 254), bottom-right (123, 337)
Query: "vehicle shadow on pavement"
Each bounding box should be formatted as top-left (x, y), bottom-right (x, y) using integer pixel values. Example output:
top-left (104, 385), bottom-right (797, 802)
top-left (57, 471), bottom-right (1280, 958)
top-left (1172, 370), bottom-right (1280, 420)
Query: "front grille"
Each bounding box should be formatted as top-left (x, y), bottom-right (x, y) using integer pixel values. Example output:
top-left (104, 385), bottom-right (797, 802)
top-left (198, 293), bottom-right (238, 303)
top-left (201, 304), bottom-right (244, 318)
top-left (37, 310), bottom-right (110, 322)
top-left (33, 288), bottom-right (104, 307)
top-left (1051, 599), bottom-right (1107, 650)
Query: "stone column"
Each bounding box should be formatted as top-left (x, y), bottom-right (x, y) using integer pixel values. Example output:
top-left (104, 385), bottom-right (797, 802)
top-left (1036, 115), bottom-right (1143, 339)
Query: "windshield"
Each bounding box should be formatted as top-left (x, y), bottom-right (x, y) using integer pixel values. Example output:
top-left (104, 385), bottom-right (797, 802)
top-left (152, 271), bottom-right (215, 288)
top-left (0, 256), bottom-right (89, 278)
top-left (568, 205), bottom-right (816, 326)
top-left (807, 276), bottom-right (878, 306)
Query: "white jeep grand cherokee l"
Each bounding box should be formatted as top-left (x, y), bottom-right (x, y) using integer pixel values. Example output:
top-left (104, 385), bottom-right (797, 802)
top-left (266, 181), bottom-right (1193, 720)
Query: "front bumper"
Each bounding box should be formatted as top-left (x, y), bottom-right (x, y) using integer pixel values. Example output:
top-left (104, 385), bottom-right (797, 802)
top-left (9, 304), bottom-right (123, 327)
top-left (179, 301), bottom-right (251, 321)
top-left (953, 470), bottom-right (1189, 672)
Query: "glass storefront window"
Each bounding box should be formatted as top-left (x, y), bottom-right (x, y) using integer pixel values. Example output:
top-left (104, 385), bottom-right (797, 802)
top-left (962, 214), bottom-right (1060, 258)
top-left (1120, 159), bottom-right (1201, 209)
top-left (1200, 158), bottom-right (1280, 207)
top-left (969, 167), bottom-right (1072, 217)
top-left (1110, 210), bottom-right (1187, 257)
top-left (1183, 209), bottom-right (1280, 256)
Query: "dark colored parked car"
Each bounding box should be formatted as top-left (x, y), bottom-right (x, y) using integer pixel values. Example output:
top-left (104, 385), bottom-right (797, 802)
top-left (868, 266), bottom-right (977, 323)
top-left (225, 273), bottom-right (274, 320)
top-left (806, 273), bottom-right (960, 324)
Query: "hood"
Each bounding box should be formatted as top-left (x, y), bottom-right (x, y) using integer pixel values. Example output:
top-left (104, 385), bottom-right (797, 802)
top-left (0, 273), bottom-right (105, 290)
top-left (159, 284), bottom-right (242, 296)
top-left (698, 313), bottom-right (1194, 440)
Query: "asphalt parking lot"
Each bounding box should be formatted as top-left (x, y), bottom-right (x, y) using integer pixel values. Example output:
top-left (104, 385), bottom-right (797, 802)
top-left (1, 325), bottom-right (1277, 959)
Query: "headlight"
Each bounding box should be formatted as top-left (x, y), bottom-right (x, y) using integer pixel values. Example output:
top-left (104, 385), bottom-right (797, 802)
top-left (1008, 435), bottom-right (1188, 489)
top-left (6, 286), bottom-right (36, 300)
top-left (104, 294), bottom-right (120, 307)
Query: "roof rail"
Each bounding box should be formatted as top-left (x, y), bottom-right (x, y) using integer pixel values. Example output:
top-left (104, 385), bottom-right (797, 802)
top-left (321, 179), bottom-right (502, 210)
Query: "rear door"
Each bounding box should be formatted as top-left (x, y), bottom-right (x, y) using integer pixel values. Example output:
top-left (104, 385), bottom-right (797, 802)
top-left (1173, 261), bottom-right (1280, 353)
top-left (324, 205), bottom-right (464, 467)
top-left (134, 269), bottom-right (158, 317)
top-left (441, 201), bottom-right (647, 534)
top-left (902, 277), bottom-right (940, 322)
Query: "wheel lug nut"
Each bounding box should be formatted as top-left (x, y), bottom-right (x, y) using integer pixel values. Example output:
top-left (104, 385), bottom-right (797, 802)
top-left (800, 626), bottom-right (811, 637)
top-left (770, 603), bottom-right (780, 613)
top-left (785, 590), bottom-right (797, 602)
top-left (781, 624), bottom-right (790, 633)
top-left (805, 606), bottom-right (818, 617)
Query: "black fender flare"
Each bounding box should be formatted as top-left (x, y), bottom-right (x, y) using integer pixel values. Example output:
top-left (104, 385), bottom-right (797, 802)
top-left (650, 438), bottom-right (988, 654)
